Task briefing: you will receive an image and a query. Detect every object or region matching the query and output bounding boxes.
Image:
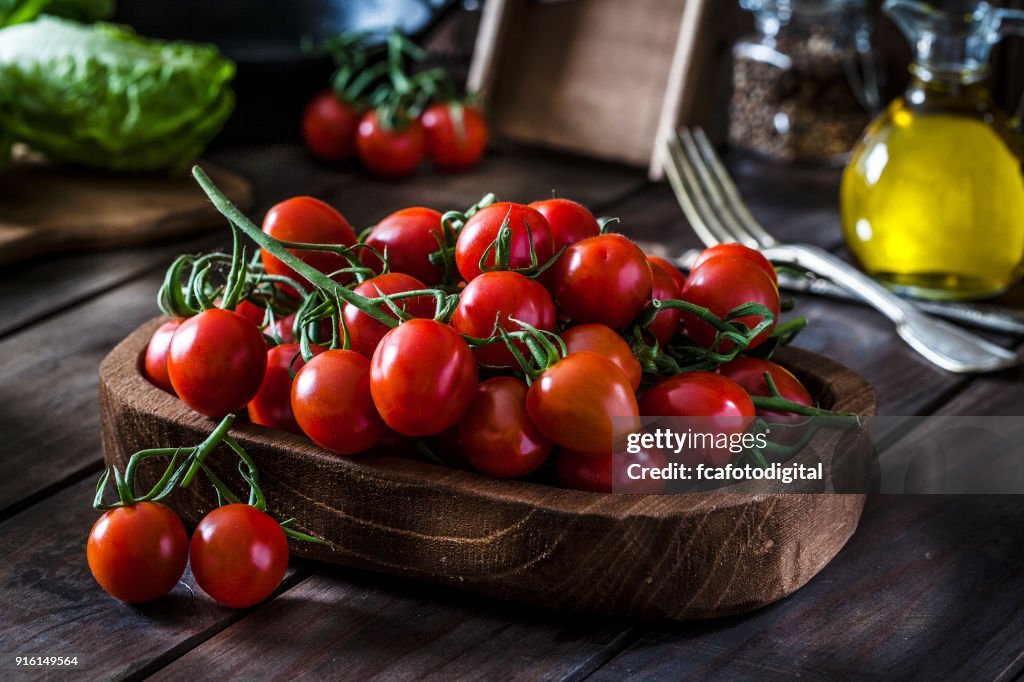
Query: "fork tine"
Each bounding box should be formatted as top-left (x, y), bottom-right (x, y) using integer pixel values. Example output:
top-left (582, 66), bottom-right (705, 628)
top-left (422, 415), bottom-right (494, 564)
top-left (663, 132), bottom-right (731, 249)
top-left (692, 128), bottom-right (778, 248)
top-left (678, 128), bottom-right (762, 249)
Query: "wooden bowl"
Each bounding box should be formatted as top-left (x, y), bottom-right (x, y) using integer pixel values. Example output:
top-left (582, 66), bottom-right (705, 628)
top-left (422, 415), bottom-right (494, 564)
top-left (99, 318), bottom-right (877, 621)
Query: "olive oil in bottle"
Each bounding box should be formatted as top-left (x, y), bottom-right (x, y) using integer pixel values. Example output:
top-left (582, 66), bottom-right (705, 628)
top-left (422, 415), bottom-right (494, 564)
top-left (840, 0), bottom-right (1024, 300)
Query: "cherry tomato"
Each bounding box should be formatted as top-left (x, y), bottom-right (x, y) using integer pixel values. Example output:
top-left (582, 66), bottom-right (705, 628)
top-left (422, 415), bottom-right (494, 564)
top-left (455, 202), bottom-right (554, 283)
top-left (271, 312), bottom-right (297, 343)
top-left (551, 234), bottom-right (653, 329)
top-left (557, 448), bottom-right (667, 493)
top-left (261, 197), bottom-right (357, 298)
top-left (692, 243), bottom-right (777, 284)
top-left (646, 263), bottom-right (683, 346)
top-left (370, 319), bottom-right (478, 436)
top-left (360, 207), bottom-right (445, 284)
top-left (291, 349), bottom-right (386, 454)
top-left (526, 351), bottom-right (640, 455)
top-left (680, 256), bottom-right (780, 350)
top-left (457, 377), bottom-right (552, 478)
top-left (249, 343), bottom-right (323, 433)
top-left (451, 271), bottom-right (556, 366)
top-left (144, 319), bottom-right (183, 394)
top-left (561, 323), bottom-right (641, 391)
top-left (421, 102), bottom-right (488, 171)
top-left (234, 299), bottom-right (267, 328)
top-left (167, 309), bottom-right (268, 417)
top-left (528, 198), bottom-right (600, 252)
top-left (302, 90), bottom-right (360, 162)
top-left (87, 502), bottom-right (188, 603)
top-left (342, 273), bottom-right (435, 359)
top-left (638, 372), bottom-right (754, 467)
top-left (189, 504), bottom-right (289, 609)
top-left (718, 357), bottom-right (813, 418)
top-left (647, 255), bottom-right (687, 293)
top-left (355, 110), bottom-right (424, 178)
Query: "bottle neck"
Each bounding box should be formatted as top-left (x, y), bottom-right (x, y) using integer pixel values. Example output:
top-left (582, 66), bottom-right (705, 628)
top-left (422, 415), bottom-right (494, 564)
top-left (906, 66), bottom-right (992, 108)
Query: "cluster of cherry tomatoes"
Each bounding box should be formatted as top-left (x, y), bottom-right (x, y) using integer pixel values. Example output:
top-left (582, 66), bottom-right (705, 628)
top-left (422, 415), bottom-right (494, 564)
top-left (143, 169), bottom-right (822, 496)
top-left (302, 31), bottom-right (488, 176)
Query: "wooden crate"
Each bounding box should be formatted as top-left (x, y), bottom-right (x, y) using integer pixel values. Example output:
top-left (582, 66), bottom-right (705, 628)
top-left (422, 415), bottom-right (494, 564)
top-left (468, 0), bottom-right (714, 179)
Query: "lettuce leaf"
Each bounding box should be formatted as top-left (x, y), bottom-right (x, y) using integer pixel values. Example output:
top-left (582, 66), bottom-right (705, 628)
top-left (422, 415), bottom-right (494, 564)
top-left (0, 0), bottom-right (113, 27)
top-left (0, 17), bottom-right (234, 171)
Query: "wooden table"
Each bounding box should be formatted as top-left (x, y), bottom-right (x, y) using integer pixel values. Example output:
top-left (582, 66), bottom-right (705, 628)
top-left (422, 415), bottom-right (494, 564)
top-left (2, 144), bottom-right (1022, 680)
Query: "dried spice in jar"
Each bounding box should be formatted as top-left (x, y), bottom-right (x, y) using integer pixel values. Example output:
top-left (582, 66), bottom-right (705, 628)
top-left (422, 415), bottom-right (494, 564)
top-left (729, 0), bottom-right (879, 164)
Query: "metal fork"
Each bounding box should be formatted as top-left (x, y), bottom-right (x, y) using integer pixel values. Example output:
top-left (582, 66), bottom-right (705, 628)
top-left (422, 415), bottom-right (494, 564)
top-left (662, 127), bottom-right (1020, 374)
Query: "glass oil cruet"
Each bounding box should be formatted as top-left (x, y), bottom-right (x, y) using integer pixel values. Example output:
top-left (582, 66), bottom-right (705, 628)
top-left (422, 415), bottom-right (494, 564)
top-left (840, 0), bottom-right (1024, 300)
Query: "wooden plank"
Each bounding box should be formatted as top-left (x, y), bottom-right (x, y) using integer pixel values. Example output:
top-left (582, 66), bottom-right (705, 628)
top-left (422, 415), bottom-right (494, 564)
top-left (0, 479), bottom-right (309, 680)
top-left (149, 569), bottom-right (635, 681)
top-left (586, 494), bottom-right (1024, 681)
top-left (0, 273), bottom-right (167, 519)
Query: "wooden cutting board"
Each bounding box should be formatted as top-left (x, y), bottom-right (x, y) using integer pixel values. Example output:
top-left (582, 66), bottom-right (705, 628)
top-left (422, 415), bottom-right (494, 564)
top-left (0, 155), bottom-right (252, 266)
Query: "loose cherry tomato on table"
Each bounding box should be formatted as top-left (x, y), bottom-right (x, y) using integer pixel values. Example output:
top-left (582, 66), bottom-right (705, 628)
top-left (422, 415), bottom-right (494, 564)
top-left (342, 273), bottom-right (435, 359)
top-left (718, 357), bottom-right (813, 418)
top-left (455, 202), bottom-right (554, 283)
top-left (302, 90), bottom-right (360, 162)
top-left (359, 207), bottom-right (445, 285)
top-left (451, 271), bottom-right (556, 367)
top-left (87, 502), bottom-right (188, 603)
top-left (457, 377), bottom-right (552, 478)
top-left (189, 504), bottom-right (290, 609)
top-left (557, 447), bottom-right (668, 494)
top-left (261, 197), bottom-right (357, 298)
top-left (249, 343), bottom-right (324, 434)
top-left (421, 102), bottom-right (488, 171)
top-left (561, 323), bottom-right (641, 391)
top-left (525, 351), bottom-right (640, 455)
top-left (638, 372), bottom-right (755, 467)
top-left (647, 255), bottom-right (687, 293)
top-left (646, 263), bottom-right (684, 346)
top-left (356, 110), bottom-right (424, 178)
top-left (680, 255), bottom-right (780, 351)
top-left (529, 198), bottom-right (600, 252)
top-left (144, 319), bottom-right (183, 394)
top-left (550, 234), bottom-right (653, 329)
top-left (691, 243), bottom-right (777, 284)
top-left (167, 309), bottom-right (268, 418)
top-left (370, 319), bottom-right (478, 436)
top-left (291, 349), bottom-right (386, 454)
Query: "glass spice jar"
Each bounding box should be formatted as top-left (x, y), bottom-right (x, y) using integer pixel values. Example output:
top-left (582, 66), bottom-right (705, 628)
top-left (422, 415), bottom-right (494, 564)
top-left (729, 0), bottom-right (879, 164)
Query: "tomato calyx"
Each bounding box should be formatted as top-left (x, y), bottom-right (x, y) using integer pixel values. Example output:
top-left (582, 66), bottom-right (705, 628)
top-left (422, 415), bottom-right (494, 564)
top-left (427, 193), bottom-right (498, 285)
top-left (475, 207), bottom-right (566, 279)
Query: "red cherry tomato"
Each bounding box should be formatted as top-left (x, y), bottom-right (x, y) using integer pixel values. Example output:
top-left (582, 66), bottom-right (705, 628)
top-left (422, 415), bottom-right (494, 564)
top-left (291, 349), bottom-right (386, 454)
top-left (557, 448), bottom-right (668, 493)
top-left (638, 372), bottom-right (754, 467)
top-left (189, 504), bottom-right (289, 609)
top-left (526, 351), bottom-right (640, 455)
top-left (302, 90), bottom-right (360, 162)
top-left (234, 299), bottom-right (267, 328)
top-left (355, 110), bottom-right (424, 178)
top-left (144, 319), bottom-right (183, 394)
top-left (342, 273), bottom-right (435, 359)
top-left (451, 271), bottom-right (556, 366)
top-left (647, 255), bottom-right (687, 293)
top-left (360, 207), bottom-right (445, 284)
top-left (421, 102), bottom-right (488, 171)
top-left (718, 357), bottom-right (813, 418)
top-left (692, 243), bottom-right (777, 284)
top-left (457, 377), bottom-right (552, 478)
top-left (261, 197), bottom-right (357, 298)
top-left (249, 343), bottom-right (323, 433)
top-left (87, 502), bottom-right (188, 603)
top-left (370, 319), bottom-right (478, 436)
top-left (680, 256), bottom-right (780, 351)
top-left (455, 202), bottom-right (554, 283)
top-left (167, 309), bottom-right (268, 417)
top-left (528, 198), bottom-right (600, 252)
top-left (646, 263), bottom-right (683, 346)
top-left (561, 323), bottom-right (641, 391)
top-left (551, 234), bottom-right (653, 329)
